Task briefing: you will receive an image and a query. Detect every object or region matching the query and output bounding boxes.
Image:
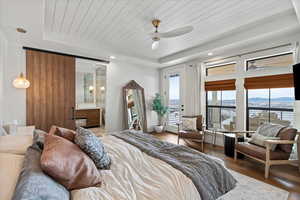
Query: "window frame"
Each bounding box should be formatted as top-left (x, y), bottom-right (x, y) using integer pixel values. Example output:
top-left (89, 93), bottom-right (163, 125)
top-left (245, 52), bottom-right (293, 71)
top-left (206, 62), bottom-right (236, 76)
top-left (206, 90), bottom-right (236, 130)
top-left (246, 88), bottom-right (294, 130)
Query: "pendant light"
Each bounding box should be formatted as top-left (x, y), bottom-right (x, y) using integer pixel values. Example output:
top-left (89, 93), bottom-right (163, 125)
top-left (13, 27), bottom-right (30, 89)
top-left (13, 72), bottom-right (30, 89)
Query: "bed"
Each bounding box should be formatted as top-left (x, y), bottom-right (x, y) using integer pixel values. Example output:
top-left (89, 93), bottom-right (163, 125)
top-left (0, 132), bottom-right (289, 200)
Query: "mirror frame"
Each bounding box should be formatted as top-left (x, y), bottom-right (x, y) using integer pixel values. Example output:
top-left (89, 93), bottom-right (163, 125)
top-left (123, 80), bottom-right (147, 132)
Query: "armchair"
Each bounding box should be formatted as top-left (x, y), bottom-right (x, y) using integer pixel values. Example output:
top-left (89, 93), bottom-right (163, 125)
top-left (177, 115), bottom-right (205, 152)
top-left (234, 128), bottom-right (300, 179)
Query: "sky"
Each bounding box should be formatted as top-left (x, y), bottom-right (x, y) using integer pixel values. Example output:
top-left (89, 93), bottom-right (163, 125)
top-left (169, 75), bottom-right (180, 100)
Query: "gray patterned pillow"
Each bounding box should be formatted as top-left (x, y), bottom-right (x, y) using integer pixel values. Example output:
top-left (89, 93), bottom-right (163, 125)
top-left (75, 127), bottom-right (111, 169)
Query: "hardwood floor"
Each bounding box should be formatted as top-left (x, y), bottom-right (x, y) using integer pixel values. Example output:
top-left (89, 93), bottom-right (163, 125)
top-left (153, 132), bottom-right (300, 200)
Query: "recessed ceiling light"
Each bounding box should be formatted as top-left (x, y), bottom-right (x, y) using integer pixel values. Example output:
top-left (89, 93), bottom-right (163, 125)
top-left (208, 52), bottom-right (213, 56)
top-left (109, 55), bottom-right (116, 59)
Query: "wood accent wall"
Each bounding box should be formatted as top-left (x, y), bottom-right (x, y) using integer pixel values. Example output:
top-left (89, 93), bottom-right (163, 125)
top-left (205, 79), bottom-right (236, 91)
top-left (26, 50), bottom-right (75, 131)
top-left (244, 74), bottom-right (294, 89)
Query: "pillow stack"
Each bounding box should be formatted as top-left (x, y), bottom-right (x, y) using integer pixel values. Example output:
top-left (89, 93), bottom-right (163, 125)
top-left (40, 125), bottom-right (111, 190)
top-left (12, 126), bottom-right (111, 200)
top-left (13, 125), bottom-right (111, 199)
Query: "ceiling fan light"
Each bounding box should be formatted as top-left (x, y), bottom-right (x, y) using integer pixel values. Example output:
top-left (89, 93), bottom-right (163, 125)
top-left (152, 41), bottom-right (159, 50)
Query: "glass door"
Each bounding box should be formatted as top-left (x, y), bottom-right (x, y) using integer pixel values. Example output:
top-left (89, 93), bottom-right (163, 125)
top-left (163, 69), bottom-right (185, 133)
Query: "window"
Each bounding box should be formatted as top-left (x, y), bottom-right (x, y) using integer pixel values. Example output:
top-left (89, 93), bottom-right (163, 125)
top-left (206, 90), bottom-right (236, 131)
top-left (247, 88), bottom-right (294, 131)
top-left (206, 63), bottom-right (236, 76)
top-left (168, 74), bottom-right (180, 125)
top-left (246, 53), bottom-right (293, 71)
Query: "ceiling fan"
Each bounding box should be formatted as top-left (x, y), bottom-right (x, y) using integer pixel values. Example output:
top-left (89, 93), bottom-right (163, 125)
top-left (150, 19), bottom-right (193, 50)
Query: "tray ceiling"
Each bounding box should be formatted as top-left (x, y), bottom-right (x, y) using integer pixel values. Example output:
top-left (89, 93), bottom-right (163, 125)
top-left (44, 0), bottom-right (294, 61)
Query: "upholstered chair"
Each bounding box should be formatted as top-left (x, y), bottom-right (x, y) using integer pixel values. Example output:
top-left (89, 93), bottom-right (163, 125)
top-left (234, 127), bottom-right (300, 179)
top-left (177, 115), bottom-right (205, 152)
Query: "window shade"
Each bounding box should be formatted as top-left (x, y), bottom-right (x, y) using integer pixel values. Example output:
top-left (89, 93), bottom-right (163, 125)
top-left (244, 74), bottom-right (294, 89)
top-left (205, 79), bottom-right (236, 91)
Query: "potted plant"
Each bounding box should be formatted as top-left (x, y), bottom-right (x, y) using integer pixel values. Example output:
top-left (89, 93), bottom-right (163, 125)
top-left (151, 93), bottom-right (168, 133)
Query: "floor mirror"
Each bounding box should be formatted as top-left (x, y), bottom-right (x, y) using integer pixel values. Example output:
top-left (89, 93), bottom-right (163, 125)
top-left (123, 80), bottom-right (147, 132)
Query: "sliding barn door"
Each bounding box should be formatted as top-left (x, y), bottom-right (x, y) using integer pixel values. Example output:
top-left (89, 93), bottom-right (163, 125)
top-left (26, 50), bottom-right (75, 131)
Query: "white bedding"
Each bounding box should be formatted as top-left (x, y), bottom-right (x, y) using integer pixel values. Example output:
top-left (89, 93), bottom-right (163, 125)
top-left (72, 136), bottom-right (201, 200)
top-left (0, 134), bottom-right (289, 200)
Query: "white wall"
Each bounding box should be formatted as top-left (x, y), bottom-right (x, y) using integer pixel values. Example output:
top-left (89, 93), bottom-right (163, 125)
top-left (0, 31), bottom-right (6, 125)
top-left (1, 42), bottom-right (159, 132)
top-left (106, 60), bottom-right (159, 132)
top-left (2, 42), bottom-right (26, 125)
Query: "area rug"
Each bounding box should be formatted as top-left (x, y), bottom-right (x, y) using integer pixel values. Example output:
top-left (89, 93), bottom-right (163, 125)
top-left (218, 170), bottom-right (289, 200)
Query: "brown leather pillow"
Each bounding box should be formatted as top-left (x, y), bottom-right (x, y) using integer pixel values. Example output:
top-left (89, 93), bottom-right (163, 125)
top-left (49, 125), bottom-right (76, 142)
top-left (40, 134), bottom-right (101, 190)
top-left (277, 127), bottom-right (297, 153)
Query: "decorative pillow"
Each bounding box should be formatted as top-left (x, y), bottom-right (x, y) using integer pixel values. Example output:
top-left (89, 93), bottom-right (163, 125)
top-left (182, 117), bottom-right (197, 131)
top-left (249, 134), bottom-right (280, 151)
top-left (49, 125), bottom-right (76, 142)
top-left (75, 127), bottom-right (111, 169)
top-left (0, 126), bottom-right (8, 136)
top-left (12, 144), bottom-right (70, 200)
top-left (17, 126), bottom-right (35, 136)
top-left (0, 135), bottom-right (33, 155)
top-left (40, 134), bottom-right (102, 190)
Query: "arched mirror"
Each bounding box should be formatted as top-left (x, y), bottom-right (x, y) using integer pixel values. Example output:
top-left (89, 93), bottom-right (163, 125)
top-left (123, 80), bottom-right (147, 132)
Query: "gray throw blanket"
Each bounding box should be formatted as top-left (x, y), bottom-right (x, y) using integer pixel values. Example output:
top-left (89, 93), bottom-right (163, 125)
top-left (256, 123), bottom-right (285, 137)
top-left (112, 131), bottom-right (237, 200)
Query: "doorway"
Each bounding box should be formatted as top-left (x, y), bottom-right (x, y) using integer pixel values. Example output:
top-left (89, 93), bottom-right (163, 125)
top-left (162, 67), bottom-right (185, 133)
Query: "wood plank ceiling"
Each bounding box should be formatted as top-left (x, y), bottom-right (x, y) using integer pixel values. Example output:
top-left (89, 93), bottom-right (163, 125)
top-left (44, 0), bottom-right (294, 60)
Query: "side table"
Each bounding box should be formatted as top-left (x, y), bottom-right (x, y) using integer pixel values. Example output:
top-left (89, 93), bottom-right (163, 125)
top-left (224, 133), bottom-right (244, 158)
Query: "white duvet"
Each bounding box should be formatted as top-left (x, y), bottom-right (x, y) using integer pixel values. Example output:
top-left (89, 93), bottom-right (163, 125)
top-left (0, 135), bottom-right (290, 200)
top-left (72, 136), bottom-right (201, 200)
top-left (0, 135), bottom-right (200, 200)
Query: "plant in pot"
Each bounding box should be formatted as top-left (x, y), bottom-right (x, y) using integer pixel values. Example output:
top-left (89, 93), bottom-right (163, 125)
top-left (151, 93), bottom-right (168, 133)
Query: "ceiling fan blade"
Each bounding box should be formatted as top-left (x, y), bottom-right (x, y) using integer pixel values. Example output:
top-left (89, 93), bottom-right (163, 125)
top-left (160, 26), bottom-right (193, 38)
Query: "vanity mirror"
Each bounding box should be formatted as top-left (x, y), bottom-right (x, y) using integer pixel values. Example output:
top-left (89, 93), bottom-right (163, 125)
top-left (123, 80), bottom-right (147, 132)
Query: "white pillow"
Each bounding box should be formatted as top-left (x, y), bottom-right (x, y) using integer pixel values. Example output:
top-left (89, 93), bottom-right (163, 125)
top-left (182, 117), bottom-right (197, 131)
top-left (2, 125), bottom-right (35, 135)
top-left (17, 126), bottom-right (35, 135)
top-left (249, 134), bottom-right (280, 151)
top-left (0, 135), bottom-right (33, 155)
top-left (0, 127), bottom-right (8, 136)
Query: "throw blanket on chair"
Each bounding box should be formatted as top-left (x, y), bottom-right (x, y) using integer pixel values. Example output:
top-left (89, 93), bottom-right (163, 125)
top-left (112, 131), bottom-right (237, 200)
top-left (256, 123), bottom-right (285, 137)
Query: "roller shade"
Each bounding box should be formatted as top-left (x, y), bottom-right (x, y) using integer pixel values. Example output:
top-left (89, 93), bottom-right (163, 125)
top-left (205, 79), bottom-right (236, 91)
top-left (244, 74), bottom-right (294, 89)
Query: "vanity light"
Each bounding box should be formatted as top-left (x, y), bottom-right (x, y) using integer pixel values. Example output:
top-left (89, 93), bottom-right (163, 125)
top-left (13, 72), bottom-right (30, 89)
top-left (100, 86), bottom-right (105, 91)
